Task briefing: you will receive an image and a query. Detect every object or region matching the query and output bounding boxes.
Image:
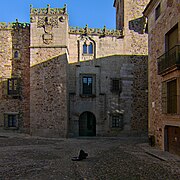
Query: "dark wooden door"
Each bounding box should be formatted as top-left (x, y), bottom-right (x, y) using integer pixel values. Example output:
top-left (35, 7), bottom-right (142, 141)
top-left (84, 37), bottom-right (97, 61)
top-left (79, 112), bottom-right (96, 136)
top-left (167, 126), bottom-right (180, 156)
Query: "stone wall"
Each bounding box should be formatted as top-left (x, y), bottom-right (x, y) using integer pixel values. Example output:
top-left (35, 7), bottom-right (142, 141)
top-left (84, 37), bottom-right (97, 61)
top-left (131, 55), bottom-right (148, 134)
top-left (114, 0), bottom-right (149, 55)
top-left (30, 54), bottom-right (69, 137)
top-left (0, 23), bottom-right (30, 133)
top-left (145, 0), bottom-right (180, 149)
top-left (68, 32), bottom-right (124, 64)
top-left (69, 55), bottom-right (148, 137)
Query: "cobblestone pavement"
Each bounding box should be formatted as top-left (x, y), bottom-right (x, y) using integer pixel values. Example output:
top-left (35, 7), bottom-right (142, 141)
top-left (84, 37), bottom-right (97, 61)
top-left (0, 134), bottom-right (179, 180)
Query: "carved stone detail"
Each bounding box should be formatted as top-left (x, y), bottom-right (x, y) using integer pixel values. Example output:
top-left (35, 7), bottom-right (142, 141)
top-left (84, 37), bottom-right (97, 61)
top-left (37, 16), bottom-right (58, 28)
top-left (167, 0), bottom-right (174, 7)
top-left (42, 33), bottom-right (53, 44)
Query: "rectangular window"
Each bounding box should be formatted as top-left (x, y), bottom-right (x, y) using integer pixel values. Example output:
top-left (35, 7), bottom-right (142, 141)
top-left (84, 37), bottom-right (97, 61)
top-left (7, 78), bottom-right (20, 95)
top-left (111, 79), bottom-right (121, 93)
top-left (167, 79), bottom-right (177, 114)
top-left (162, 79), bottom-right (179, 114)
top-left (4, 113), bottom-right (18, 129)
top-left (155, 3), bottom-right (161, 20)
top-left (165, 24), bottom-right (178, 51)
top-left (112, 115), bottom-right (123, 128)
top-left (80, 74), bottom-right (96, 97)
top-left (83, 76), bottom-right (93, 95)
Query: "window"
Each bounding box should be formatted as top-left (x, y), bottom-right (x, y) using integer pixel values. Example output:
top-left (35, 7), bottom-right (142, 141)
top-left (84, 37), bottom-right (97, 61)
top-left (83, 76), bottom-right (93, 95)
top-left (155, 3), bottom-right (161, 20)
top-left (83, 43), bottom-right (87, 54)
top-left (88, 42), bottom-right (93, 54)
top-left (112, 115), bottom-right (123, 128)
top-left (167, 80), bottom-right (177, 114)
top-left (8, 78), bottom-right (20, 95)
top-left (165, 24), bottom-right (178, 51)
top-left (80, 74), bottom-right (96, 96)
top-left (83, 42), bottom-right (93, 55)
top-left (162, 79), bottom-right (179, 114)
top-left (14, 51), bottom-right (19, 59)
top-left (111, 79), bottom-right (121, 93)
top-left (4, 113), bottom-right (18, 129)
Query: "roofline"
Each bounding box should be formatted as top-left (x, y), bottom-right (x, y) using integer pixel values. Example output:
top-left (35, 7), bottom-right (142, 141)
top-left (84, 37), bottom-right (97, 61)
top-left (113, 0), bottom-right (117, 7)
top-left (143, 0), bottom-right (157, 17)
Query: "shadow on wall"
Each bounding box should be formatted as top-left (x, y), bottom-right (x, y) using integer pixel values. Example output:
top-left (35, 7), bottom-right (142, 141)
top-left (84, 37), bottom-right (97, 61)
top-left (30, 53), bottom-right (69, 138)
top-left (69, 54), bottom-right (148, 135)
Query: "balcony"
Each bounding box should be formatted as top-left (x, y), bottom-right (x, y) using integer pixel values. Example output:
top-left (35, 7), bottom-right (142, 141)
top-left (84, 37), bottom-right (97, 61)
top-left (158, 45), bottom-right (180, 75)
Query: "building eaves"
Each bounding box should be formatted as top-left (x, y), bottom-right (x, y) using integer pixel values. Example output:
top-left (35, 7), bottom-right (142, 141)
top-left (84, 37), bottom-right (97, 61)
top-left (113, 0), bottom-right (117, 7)
top-left (143, 0), bottom-right (157, 17)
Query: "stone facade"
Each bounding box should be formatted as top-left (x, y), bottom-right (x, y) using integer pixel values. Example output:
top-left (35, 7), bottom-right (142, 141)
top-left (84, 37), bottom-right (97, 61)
top-left (69, 55), bottom-right (148, 137)
top-left (0, 1), bottom-right (149, 137)
top-left (144, 0), bottom-right (180, 155)
top-left (0, 22), bottom-right (30, 133)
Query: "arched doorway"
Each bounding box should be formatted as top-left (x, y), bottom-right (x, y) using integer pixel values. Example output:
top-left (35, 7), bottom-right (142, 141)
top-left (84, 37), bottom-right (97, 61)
top-left (79, 111), bottom-right (96, 136)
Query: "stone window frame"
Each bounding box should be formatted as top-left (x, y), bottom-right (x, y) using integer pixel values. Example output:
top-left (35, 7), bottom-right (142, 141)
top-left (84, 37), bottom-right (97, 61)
top-left (4, 112), bottom-right (19, 130)
top-left (79, 74), bottom-right (96, 97)
top-left (78, 36), bottom-right (96, 61)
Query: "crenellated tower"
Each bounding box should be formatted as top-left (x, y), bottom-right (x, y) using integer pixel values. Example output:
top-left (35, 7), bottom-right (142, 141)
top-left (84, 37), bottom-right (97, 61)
top-left (30, 4), bottom-right (69, 66)
top-left (29, 5), bottom-right (69, 137)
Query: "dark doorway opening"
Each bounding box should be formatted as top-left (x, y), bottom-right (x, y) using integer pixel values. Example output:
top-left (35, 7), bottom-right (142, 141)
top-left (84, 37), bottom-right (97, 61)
top-left (165, 125), bottom-right (180, 156)
top-left (79, 111), bottom-right (96, 136)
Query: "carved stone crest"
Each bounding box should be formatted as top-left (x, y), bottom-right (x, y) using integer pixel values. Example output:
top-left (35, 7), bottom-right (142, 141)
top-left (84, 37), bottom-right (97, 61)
top-left (42, 33), bottom-right (53, 44)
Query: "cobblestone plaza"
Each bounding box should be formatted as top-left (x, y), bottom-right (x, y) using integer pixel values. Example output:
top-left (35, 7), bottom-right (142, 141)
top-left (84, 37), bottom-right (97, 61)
top-left (0, 134), bottom-right (179, 179)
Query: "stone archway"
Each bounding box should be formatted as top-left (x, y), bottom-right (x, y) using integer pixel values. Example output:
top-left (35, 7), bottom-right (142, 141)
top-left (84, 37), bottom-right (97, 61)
top-left (79, 111), bottom-right (96, 136)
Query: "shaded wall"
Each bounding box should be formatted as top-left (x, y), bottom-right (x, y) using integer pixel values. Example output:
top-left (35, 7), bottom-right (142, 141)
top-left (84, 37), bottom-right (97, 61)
top-left (30, 54), bottom-right (69, 137)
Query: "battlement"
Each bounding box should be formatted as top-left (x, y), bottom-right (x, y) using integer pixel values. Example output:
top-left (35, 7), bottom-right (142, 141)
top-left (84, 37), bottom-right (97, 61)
top-left (69, 25), bottom-right (124, 38)
top-left (30, 4), bottom-right (67, 15)
top-left (0, 22), bottom-right (12, 29)
top-left (0, 20), bottom-right (30, 30)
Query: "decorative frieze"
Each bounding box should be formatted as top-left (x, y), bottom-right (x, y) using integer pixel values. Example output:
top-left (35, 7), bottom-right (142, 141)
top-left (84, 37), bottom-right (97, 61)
top-left (69, 25), bottom-right (124, 38)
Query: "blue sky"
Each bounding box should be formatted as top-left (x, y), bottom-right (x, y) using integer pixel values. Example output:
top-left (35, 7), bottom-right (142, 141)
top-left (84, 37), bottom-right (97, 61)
top-left (0, 0), bottom-right (116, 29)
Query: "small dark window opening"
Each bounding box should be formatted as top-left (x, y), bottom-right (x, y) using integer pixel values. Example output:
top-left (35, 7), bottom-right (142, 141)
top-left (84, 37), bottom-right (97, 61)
top-left (8, 78), bottom-right (20, 95)
top-left (8, 115), bottom-right (17, 127)
top-left (155, 3), bottom-right (161, 20)
top-left (14, 51), bottom-right (19, 58)
top-left (111, 79), bottom-right (121, 93)
top-left (112, 115), bottom-right (123, 128)
top-left (167, 79), bottom-right (177, 114)
top-left (4, 114), bottom-right (18, 128)
top-left (83, 76), bottom-right (93, 95)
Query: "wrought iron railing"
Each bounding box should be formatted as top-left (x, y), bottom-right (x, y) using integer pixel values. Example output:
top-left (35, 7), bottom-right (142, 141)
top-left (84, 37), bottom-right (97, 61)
top-left (157, 45), bottom-right (180, 74)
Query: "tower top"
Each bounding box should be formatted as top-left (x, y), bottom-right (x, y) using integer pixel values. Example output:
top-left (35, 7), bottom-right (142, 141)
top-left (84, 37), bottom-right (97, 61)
top-left (30, 4), bottom-right (67, 15)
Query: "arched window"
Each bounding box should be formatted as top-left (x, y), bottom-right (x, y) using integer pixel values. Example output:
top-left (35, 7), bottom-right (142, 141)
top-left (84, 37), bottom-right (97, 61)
top-left (14, 51), bottom-right (19, 58)
top-left (83, 43), bottom-right (87, 54)
top-left (88, 42), bottom-right (93, 54)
